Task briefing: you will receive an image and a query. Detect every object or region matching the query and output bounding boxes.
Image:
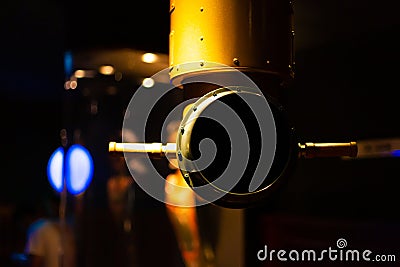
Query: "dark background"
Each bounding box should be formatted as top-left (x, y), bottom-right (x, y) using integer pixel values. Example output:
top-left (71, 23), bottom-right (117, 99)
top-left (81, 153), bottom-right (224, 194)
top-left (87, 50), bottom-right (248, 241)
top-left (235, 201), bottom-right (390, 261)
top-left (1, 0), bottom-right (400, 266)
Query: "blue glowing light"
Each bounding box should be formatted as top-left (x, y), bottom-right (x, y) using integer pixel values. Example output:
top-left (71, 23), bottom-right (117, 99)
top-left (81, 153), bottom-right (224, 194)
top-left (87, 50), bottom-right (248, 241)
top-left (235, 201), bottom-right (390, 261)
top-left (47, 147), bottom-right (64, 193)
top-left (65, 144), bottom-right (94, 195)
top-left (47, 144), bottom-right (94, 195)
top-left (392, 149), bottom-right (400, 157)
top-left (64, 51), bottom-right (73, 77)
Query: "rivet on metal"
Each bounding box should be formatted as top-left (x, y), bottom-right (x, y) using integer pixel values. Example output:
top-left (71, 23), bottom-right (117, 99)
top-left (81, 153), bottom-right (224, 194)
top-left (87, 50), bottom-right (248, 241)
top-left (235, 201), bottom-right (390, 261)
top-left (170, 5), bottom-right (176, 13)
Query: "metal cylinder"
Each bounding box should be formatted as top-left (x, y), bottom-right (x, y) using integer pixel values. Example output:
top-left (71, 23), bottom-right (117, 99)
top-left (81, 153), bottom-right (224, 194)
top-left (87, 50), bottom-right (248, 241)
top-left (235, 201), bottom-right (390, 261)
top-left (169, 0), bottom-right (295, 84)
top-left (298, 142), bottom-right (358, 159)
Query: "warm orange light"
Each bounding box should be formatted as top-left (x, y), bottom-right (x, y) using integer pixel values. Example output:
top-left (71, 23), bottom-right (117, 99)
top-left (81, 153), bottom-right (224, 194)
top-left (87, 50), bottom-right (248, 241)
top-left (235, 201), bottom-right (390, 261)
top-left (141, 53), bottom-right (158, 63)
top-left (74, 70), bottom-right (86, 78)
top-left (64, 80), bottom-right (78, 90)
top-left (70, 80), bottom-right (77, 89)
top-left (99, 65), bottom-right (115, 75)
top-left (165, 171), bottom-right (196, 207)
top-left (74, 69), bottom-right (96, 78)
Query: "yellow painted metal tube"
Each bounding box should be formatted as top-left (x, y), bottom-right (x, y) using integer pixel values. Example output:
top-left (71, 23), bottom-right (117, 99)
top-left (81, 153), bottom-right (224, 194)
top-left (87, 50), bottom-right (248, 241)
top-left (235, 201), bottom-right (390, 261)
top-left (169, 0), bottom-right (295, 83)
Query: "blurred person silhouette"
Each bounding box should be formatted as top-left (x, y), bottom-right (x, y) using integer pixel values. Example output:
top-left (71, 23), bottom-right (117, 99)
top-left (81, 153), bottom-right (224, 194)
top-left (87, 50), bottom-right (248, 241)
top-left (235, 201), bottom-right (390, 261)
top-left (107, 143), bottom-right (134, 224)
top-left (164, 118), bottom-right (221, 267)
top-left (105, 130), bottom-right (138, 267)
top-left (24, 191), bottom-right (76, 267)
